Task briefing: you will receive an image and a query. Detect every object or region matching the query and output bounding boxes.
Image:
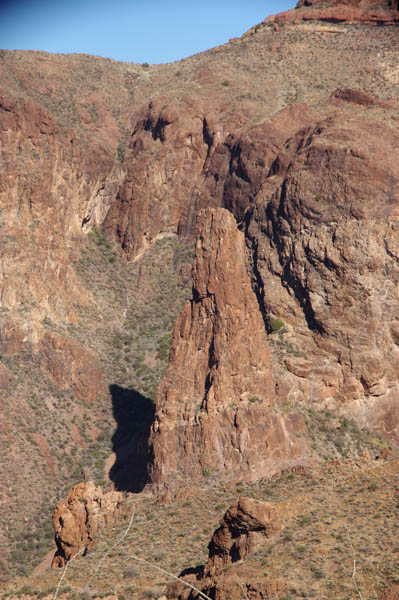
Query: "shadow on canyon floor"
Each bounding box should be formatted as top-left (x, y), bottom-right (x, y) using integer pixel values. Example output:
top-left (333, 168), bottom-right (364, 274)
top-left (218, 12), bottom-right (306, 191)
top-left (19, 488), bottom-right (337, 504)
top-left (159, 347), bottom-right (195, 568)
top-left (109, 384), bottom-right (155, 493)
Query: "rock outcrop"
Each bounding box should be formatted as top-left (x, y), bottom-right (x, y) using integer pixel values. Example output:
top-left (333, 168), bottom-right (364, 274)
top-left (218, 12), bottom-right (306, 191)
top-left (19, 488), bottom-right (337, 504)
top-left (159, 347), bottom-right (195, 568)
top-left (103, 100), bottom-right (315, 260)
top-left (167, 497), bottom-right (289, 600)
top-left (268, 0), bottom-right (399, 25)
top-left (204, 497), bottom-right (283, 576)
top-left (168, 569), bottom-right (287, 600)
top-left (148, 207), bottom-right (309, 487)
top-left (245, 106), bottom-right (399, 438)
top-left (103, 99), bottom-right (225, 259)
top-left (52, 482), bottom-right (126, 568)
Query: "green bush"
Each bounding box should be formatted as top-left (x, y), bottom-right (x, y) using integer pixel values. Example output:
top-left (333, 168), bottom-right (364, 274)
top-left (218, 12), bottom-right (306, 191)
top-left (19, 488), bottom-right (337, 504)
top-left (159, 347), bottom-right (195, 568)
top-left (271, 317), bottom-right (284, 333)
top-left (117, 141), bottom-right (125, 163)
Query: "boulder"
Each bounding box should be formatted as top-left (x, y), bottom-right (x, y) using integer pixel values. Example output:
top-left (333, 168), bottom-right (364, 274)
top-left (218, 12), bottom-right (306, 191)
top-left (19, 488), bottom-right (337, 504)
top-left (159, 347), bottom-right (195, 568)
top-left (51, 482), bottom-right (126, 567)
top-left (204, 497), bottom-right (282, 576)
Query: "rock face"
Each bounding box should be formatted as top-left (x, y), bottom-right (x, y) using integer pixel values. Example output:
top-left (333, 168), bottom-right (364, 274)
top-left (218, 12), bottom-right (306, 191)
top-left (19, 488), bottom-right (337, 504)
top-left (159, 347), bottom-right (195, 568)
top-left (52, 482), bottom-right (126, 567)
top-left (103, 99), bottom-right (225, 260)
top-left (0, 93), bottom-right (120, 321)
top-left (269, 0), bottom-right (399, 24)
top-left (148, 207), bottom-right (309, 487)
top-left (0, 91), bottom-right (121, 387)
top-left (204, 497), bottom-right (282, 577)
top-left (245, 106), bottom-right (399, 438)
top-left (103, 100), bottom-right (315, 260)
top-left (168, 569), bottom-right (287, 600)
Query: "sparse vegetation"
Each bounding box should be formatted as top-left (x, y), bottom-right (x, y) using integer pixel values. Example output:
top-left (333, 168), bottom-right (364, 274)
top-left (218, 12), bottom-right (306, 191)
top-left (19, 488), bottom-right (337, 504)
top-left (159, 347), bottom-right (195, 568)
top-left (270, 317), bottom-right (285, 333)
top-left (2, 15), bottom-right (399, 596)
top-left (6, 456), bottom-right (398, 599)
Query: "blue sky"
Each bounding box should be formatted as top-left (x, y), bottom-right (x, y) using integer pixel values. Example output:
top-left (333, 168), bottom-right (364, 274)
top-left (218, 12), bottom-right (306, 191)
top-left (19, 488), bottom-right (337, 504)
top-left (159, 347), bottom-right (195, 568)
top-left (0, 0), bottom-right (295, 64)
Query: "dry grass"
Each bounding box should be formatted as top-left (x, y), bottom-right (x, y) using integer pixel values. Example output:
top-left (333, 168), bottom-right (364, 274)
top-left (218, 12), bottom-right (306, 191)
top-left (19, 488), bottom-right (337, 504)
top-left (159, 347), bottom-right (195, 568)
top-left (5, 455), bottom-right (399, 599)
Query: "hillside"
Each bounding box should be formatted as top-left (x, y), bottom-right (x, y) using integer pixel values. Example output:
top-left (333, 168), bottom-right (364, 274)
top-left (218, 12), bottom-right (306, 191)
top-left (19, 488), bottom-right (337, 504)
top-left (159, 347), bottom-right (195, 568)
top-left (1, 0), bottom-right (399, 596)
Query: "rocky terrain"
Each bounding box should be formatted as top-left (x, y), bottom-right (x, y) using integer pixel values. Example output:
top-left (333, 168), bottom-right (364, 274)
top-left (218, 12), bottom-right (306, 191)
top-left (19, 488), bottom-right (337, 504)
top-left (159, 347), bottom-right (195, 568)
top-left (2, 0), bottom-right (399, 596)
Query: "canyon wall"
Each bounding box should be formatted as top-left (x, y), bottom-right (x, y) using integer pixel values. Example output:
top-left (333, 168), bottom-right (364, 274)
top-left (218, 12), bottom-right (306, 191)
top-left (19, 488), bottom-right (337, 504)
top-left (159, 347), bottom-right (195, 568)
top-left (245, 106), bottom-right (399, 438)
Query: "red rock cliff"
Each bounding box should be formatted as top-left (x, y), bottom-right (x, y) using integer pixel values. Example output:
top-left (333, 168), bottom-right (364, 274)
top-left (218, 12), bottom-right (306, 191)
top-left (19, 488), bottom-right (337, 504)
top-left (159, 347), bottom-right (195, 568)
top-left (148, 208), bottom-right (309, 487)
top-left (245, 107), bottom-right (399, 438)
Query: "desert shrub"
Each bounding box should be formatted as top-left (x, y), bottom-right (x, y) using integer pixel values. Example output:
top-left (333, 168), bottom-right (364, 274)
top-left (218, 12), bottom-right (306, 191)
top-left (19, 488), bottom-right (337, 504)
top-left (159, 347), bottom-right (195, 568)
top-left (249, 396), bottom-right (262, 403)
top-left (117, 141), bottom-right (125, 163)
top-left (271, 317), bottom-right (284, 332)
top-left (157, 333), bottom-right (171, 362)
top-left (310, 565), bottom-right (324, 579)
top-left (124, 565), bottom-right (139, 578)
top-left (143, 587), bottom-right (163, 599)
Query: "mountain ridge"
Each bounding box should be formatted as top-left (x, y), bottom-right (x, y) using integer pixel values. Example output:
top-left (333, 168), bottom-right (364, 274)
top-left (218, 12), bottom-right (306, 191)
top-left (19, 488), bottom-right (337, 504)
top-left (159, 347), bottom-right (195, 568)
top-left (1, 3), bottom-right (399, 595)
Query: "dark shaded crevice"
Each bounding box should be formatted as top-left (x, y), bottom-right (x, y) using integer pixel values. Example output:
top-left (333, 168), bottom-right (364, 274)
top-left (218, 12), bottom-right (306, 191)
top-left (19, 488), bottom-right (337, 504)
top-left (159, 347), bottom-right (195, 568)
top-left (109, 384), bottom-right (155, 493)
top-left (241, 205), bottom-right (271, 335)
top-left (144, 117), bottom-right (170, 142)
top-left (202, 117), bottom-right (213, 160)
top-left (272, 182), bottom-right (325, 334)
top-left (228, 141), bottom-right (251, 184)
top-left (230, 545), bottom-right (241, 563)
top-left (281, 258), bottom-right (324, 334)
top-left (243, 179), bottom-right (324, 335)
top-left (201, 330), bottom-right (218, 411)
top-left (179, 565), bottom-right (203, 578)
top-left (274, 181), bottom-right (325, 334)
top-left (243, 228), bottom-right (270, 335)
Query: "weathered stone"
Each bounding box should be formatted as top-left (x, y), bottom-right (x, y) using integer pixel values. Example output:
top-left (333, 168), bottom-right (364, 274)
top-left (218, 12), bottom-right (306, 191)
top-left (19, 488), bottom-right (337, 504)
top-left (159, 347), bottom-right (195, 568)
top-left (148, 207), bottom-right (309, 487)
top-left (285, 357), bottom-right (313, 378)
top-left (166, 498), bottom-right (291, 599)
top-left (245, 108), bottom-right (399, 439)
top-left (329, 87), bottom-right (375, 107)
top-left (167, 569), bottom-right (287, 600)
top-left (269, 0), bottom-right (399, 25)
top-left (204, 497), bottom-right (282, 576)
top-left (52, 482), bottom-right (126, 568)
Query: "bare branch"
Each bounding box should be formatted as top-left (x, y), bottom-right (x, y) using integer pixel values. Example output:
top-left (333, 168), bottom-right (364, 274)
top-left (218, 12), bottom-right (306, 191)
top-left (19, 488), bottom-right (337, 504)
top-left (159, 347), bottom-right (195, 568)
top-left (346, 527), bottom-right (363, 600)
top-left (126, 552), bottom-right (213, 600)
top-left (53, 548), bottom-right (84, 600)
top-left (82, 508), bottom-right (136, 592)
